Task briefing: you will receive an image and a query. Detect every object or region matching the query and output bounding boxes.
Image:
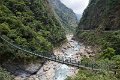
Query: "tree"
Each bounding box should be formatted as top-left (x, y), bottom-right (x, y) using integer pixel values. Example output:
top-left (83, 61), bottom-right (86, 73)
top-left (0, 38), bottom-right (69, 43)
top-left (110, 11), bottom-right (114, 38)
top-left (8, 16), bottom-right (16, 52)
top-left (101, 47), bottom-right (115, 59)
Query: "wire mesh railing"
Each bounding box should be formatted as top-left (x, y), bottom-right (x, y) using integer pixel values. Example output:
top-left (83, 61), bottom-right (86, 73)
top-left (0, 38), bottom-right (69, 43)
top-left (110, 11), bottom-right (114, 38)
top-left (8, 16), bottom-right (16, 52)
top-left (0, 35), bottom-right (119, 71)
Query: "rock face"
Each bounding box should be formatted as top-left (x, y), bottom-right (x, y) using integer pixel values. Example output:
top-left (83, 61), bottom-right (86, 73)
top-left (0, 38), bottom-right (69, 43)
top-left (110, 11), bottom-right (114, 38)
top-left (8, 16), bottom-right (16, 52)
top-left (77, 0), bottom-right (120, 30)
top-left (49, 0), bottom-right (78, 33)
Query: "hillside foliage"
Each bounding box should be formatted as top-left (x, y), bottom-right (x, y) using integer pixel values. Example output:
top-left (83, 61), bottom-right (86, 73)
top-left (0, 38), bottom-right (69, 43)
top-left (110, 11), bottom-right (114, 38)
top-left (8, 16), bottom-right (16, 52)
top-left (0, 67), bottom-right (14, 80)
top-left (0, 0), bottom-right (66, 62)
top-left (74, 0), bottom-right (120, 80)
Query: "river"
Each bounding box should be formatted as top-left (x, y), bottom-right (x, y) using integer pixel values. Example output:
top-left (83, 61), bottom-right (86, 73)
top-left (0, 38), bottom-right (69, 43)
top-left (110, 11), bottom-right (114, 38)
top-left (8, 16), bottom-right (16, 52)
top-left (27, 34), bottom-right (92, 80)
top-left (14, 34), bottom-right (92, 80)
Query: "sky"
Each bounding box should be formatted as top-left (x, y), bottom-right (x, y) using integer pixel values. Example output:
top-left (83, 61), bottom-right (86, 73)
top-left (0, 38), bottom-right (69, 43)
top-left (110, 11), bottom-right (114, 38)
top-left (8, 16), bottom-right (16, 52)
top-left (60, 0), bottom-right (89, 14)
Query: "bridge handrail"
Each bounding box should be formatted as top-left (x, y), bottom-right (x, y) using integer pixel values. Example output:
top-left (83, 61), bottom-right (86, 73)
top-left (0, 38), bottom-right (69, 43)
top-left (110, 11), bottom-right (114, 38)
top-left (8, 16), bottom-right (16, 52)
top-left (0, 35), bottom-right (118, 71)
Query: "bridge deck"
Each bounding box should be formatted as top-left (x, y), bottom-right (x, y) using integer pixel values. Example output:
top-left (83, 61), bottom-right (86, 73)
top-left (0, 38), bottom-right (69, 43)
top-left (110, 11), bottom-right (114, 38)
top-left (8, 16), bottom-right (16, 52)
top-left (0, 35), bottom-right (118, 71)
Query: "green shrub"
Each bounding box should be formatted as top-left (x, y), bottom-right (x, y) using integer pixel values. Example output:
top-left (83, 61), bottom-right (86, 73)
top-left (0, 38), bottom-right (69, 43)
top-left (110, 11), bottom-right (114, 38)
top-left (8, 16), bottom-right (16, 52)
top-left (66, 69), bottom-right (117, 80)
top-left (0, 23), bottom-right (10, 34)
top-left (100, 47), bottom-right (115, 59)
top-left (0, 67), bottom-right (14, 80)
top-left (0, 0), bottom-right (66, 62)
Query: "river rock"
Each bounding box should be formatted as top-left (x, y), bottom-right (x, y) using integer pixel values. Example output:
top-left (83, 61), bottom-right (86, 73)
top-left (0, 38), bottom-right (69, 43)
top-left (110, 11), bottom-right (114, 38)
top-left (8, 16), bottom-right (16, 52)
top-left (27, 77), bottom-right (34, 80)
top-left (14, 77), bottom-right (23, 80)
top-left (71, 37), bottom-right (75, 40)
top-left (43, 66), bottom-right (50, 71)
top-left (27, 75), bottom-right (39, 80)
top-left (89, 54), bottom-right (95, 57)
top-left (28, 35), bottom-right (92, 80)
top-left (63, 47), bottom-right (67, 50)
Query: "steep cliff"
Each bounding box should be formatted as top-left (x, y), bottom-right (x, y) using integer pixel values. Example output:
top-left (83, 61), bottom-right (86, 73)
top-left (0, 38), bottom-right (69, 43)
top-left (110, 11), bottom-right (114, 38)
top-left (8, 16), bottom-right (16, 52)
top-left (77, 0), bottom-right (120, 30)
top-left (71, 1), bottom-right (120, 80)
top-left (0, 0), bottom-right (66, 61)
top-left (76, 0), bottom-right (120, 53)
top-left (49, 0), bottom-right (78, 33)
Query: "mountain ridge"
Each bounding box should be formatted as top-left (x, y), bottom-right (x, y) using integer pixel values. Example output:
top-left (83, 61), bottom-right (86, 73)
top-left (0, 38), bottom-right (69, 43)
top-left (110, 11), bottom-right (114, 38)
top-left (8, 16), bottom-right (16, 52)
top-left (49, 0), bottom-right (78, 33)
top-left (77, 0), bottom-right (120, 30)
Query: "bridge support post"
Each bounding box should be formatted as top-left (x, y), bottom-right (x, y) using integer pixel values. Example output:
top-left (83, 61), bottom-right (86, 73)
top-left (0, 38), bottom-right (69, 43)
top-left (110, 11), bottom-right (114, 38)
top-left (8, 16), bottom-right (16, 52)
top-left (55, 56), bottom-right (56, 61)
top-left (77, 61), bottom-right (79, 68)
top-left (61, 56), bottom-right (63, 62)
top-left (92, 64), bottom-right (94, 70)
top-left (56, 56), bottom-right (58, 61)
top-left (75, 60), bottom-right (77, 64)
top-left (61, 56), bottom-right (63, 63)
top-left (70, 58), bottom-right (71, 63)
top-left (85, 63), bottom-right (88, 67)
top-left (58, 56), bottom-right (60, 61)
top-left (43, 53), bottom-right (45, 56)
top-left (78, 61), bottom-right (80, 66)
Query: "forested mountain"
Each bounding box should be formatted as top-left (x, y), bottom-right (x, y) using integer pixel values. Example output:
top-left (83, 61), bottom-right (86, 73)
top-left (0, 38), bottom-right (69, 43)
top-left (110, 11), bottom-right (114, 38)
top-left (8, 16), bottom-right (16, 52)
top-left (68, 0), bottom-right (120, 80)
top-left (1, 0), bottom-right (120, 80)
top-left (0, 0), bottom-right (66, 56)
top-left (76, 0), bottom-right (120, 49)
top-left (0, 0), bottom-right (66, 79)
top-left (77, 0), bottom-right (120, 30)
top-left (49, 0), bottom-right (78, 33)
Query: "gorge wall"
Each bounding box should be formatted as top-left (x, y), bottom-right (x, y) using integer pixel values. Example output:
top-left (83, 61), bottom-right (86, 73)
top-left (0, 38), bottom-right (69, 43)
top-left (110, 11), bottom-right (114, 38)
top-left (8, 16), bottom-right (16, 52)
top-left (0, 0), bottom-right (66, 61)
top-left (49, 0), bottom-right (78, 33)
top-left (77, 0), bottom-right (120, 31)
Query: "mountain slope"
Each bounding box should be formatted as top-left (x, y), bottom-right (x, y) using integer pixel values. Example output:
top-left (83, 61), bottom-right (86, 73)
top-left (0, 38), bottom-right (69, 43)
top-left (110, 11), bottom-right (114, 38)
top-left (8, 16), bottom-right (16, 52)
top-left (77, 0), bottom-right (120, 30)
top-left (76, 0), bottom-right (120, 55)
top-left (75, 0), bottom-right (120, 51)
top-left (49, 0), bottom-right (78, 33)
top-left (71, 0), bottom-right (120, 80)
top-left (0, 0), bottom-right (66, 61)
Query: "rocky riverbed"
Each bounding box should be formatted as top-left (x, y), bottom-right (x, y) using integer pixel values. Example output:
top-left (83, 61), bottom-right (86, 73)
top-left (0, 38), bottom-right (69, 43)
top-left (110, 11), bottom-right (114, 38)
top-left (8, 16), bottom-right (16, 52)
top-left (3, 34), bottom-right (94, 80)
top-left (26, 35), bottom-right (94, 80)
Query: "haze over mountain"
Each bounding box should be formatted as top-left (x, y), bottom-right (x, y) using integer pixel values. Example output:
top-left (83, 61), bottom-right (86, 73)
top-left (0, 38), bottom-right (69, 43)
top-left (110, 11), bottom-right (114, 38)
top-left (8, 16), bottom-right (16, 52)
top-left (60, 0), bottom-right (89, 14)
top-left (49, 0), bottom-right (78, 33)
top-left (76, 14), bottom-right (82, 21)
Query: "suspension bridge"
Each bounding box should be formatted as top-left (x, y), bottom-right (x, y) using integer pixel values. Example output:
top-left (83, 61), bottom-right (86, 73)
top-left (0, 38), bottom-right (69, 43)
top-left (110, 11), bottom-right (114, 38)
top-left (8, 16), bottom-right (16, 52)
top-left (0, 35), bottom-right (118, 71)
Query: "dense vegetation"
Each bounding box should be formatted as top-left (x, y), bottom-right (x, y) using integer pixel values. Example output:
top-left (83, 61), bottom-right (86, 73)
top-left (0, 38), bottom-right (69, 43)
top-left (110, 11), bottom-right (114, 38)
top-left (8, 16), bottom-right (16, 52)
top-left (0, 0), bottom-right (66, 60)
top-left (0, 67), bottom-right (14, 80)
top-left (69, 31), bottom-right (120, 80)
top-left (72, 0), bottom-right (120, 80)
top-left (67, 70), bottom-right (118, 80)
top-left (0, 0), bottom-right (66, 79)
top-left (49, 0), bottom-right (78, 33)
top-left (78, 0), bottom-right (120, 30)
top-left (67, 47), bottom-right (120, 80)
